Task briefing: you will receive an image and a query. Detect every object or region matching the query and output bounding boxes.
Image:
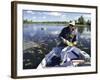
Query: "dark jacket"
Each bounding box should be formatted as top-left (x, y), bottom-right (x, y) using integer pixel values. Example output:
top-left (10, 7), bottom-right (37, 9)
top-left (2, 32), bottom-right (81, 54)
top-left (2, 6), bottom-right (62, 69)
top-left (58, 26), bottom-right (78, 47)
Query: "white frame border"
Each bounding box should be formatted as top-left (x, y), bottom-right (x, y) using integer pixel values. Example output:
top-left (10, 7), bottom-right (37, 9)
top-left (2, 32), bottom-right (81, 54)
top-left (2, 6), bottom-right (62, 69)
top-left (16, 3), bottom-right (97, 77)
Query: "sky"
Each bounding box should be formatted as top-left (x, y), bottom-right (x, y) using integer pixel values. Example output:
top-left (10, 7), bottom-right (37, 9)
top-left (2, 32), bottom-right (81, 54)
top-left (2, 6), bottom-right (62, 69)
top-left (23, 10), bottom-right (91, 22)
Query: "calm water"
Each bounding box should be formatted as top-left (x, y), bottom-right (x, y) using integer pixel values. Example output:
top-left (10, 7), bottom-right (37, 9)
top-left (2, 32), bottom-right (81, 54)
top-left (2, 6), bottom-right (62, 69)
top-left (23, 24), bottom-right (63, 41)
top-left (23, 24), bottom-right (91, 69)
top-left (23, 24), bottom-right (90, 40)
top-left (23, 24), bottom-right (91, 46)
top-left (23, 24), bottom-right (91, 51)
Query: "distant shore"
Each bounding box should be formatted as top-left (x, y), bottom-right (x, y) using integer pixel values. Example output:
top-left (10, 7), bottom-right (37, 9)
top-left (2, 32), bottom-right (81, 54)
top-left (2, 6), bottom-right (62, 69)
top-left (23, 21), bottom-right (90, 26)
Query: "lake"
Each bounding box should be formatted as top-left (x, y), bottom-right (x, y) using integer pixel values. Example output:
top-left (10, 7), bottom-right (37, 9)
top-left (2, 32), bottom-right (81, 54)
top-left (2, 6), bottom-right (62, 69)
top-left (23, 23), bottom-right (91, 69)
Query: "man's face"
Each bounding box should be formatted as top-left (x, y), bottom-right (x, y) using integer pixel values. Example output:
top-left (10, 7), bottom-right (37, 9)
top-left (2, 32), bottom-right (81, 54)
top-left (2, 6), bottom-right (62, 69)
top-left (69, 24), bottom-right (75, 31)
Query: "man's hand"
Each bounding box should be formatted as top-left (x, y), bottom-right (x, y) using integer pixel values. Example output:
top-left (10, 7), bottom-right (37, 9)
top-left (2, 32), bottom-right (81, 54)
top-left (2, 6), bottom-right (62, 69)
top-left (61, 37), bottom-right (77, 46)
top-left (73, 41), bottom-right (77, 45)
top-left (66, 40), bottom-right (73, 46)
top-left (61, 37), bottom-right (73, 46)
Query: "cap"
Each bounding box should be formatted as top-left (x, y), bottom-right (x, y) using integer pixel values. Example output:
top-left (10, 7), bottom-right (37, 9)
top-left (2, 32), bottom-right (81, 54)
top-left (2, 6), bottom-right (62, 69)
top-left (69, 21), bottom-right (75, 26)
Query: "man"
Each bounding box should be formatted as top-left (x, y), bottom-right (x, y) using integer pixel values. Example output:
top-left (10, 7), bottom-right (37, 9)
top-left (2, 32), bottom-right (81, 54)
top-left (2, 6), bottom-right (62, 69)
top-left (46, 21), bottom-right (78, 66)
top-left (58, 21), bottom-right (78, 66)
top-left (58, 21), bottom-right (78, 47)
top-left (38, 21), bottom-right (78, 68)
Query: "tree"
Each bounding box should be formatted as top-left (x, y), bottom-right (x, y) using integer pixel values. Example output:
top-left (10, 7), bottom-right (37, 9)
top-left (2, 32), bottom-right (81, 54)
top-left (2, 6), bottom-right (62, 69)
top-left (23, 19), bottom-right (28, 23)
top-left (75, 20), bottom-right (78, 24)
top-left (86, 20), bottom-right (91, 25)
top-left (78, 16), bottom-right (85, 24)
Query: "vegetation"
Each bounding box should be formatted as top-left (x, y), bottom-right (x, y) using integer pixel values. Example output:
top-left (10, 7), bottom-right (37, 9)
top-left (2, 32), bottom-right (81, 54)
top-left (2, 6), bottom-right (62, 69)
top-left (78, 16), bottom-right (85, 24)
top-left (23, 20), bottom-right (68, 25)
top-left (23, 16), bottom-right (91, 26)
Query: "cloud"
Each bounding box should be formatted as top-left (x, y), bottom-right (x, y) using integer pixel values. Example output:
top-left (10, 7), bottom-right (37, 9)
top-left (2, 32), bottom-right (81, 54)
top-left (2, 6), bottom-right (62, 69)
top-left (47, 12), bottom-right (62, 16)
top-left (83, 14), bottom-right (91, 17)
top-left (32, 16), bottom-right (36, 19)
top-left (61, 15), bottom-right (67, 19)
top-left (26, 10), bottom-right (35, 14)
top-left (42, 16), bottom-right (46, 19)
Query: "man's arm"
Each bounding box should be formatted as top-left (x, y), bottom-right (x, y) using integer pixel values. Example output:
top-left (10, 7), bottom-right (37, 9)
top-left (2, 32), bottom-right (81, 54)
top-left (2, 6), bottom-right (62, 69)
top-left (60, 28), bottom-right (78, 46)
top-left (61, 37), bottom-right (77, 46)
top-left (58, 27), bottom-right (78, 46)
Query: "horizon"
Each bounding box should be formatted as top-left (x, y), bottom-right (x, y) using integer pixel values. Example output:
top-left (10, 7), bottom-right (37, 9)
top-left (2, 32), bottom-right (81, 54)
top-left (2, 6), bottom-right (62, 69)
top-left (23, 10), bottom-right (91, 22)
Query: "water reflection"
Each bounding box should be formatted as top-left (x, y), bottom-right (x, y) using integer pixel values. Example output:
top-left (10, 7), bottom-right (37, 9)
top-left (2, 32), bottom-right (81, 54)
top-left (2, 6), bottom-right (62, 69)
top-left (23, 23), bottom-right (91, 69)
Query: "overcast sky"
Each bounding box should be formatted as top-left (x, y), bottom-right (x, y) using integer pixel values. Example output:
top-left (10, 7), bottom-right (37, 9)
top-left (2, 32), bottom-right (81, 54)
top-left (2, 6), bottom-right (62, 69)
top-left (23, 10), bottom-right (91, 22)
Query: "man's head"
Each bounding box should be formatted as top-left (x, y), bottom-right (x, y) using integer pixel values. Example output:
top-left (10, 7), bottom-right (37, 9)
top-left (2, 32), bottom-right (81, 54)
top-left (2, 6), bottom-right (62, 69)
top-left (69, 21), bottom-right (75, 26)
top-left (68, 21), bottom-right (76, 31)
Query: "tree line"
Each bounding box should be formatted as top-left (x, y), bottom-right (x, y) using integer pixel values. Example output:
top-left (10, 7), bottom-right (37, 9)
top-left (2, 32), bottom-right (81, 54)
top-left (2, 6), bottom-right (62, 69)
top-left (23, 16), bottom-right (91, 25)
